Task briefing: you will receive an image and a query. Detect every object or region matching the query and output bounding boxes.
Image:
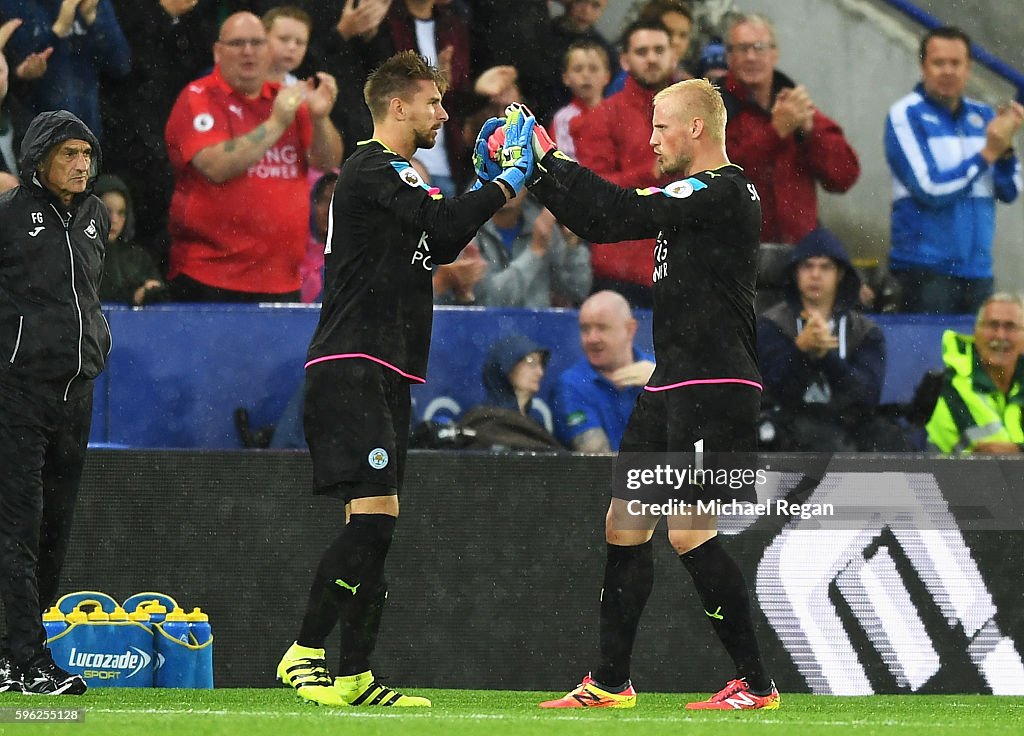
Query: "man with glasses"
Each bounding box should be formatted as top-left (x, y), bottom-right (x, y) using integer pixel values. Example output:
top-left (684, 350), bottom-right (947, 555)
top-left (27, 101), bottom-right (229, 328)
top-left (719, 13), bottom-right (859, 251)
top-left (926, 293), bottom-right (1024, 454)
top-left (164, 11), bottom-right (342, 302)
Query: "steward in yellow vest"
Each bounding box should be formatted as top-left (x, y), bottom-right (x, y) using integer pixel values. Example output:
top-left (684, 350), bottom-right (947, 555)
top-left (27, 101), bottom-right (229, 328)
top-left (926, 295), bottom-right (1024, 454)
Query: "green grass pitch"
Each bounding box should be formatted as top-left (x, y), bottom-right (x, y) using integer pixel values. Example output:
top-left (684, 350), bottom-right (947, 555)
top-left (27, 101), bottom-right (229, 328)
top-left (1, 689), bottom-right (1022, 735)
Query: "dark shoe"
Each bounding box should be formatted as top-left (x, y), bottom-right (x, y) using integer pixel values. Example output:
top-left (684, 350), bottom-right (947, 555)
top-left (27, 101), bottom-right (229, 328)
top-left (21, 651), bottom-right (86, 695)
top-left (0, 652), bottom-right (24, 694)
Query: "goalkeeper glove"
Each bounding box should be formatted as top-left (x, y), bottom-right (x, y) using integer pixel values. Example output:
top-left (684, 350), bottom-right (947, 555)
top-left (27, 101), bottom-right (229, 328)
top-left (494, 104), bottom-right (536, 195)
top-left (504, 102), bottom-right (558, 160)
top-left (469, 116), bottom-right (503, 191)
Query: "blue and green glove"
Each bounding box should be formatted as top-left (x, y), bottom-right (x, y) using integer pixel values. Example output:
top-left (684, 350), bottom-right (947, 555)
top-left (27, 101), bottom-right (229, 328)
top-left (470, 116), bottom-right (504, 190)
top-left (505, 102), bottom-right (559, 160)
top-left (494, 104), bottom-right (536, 195)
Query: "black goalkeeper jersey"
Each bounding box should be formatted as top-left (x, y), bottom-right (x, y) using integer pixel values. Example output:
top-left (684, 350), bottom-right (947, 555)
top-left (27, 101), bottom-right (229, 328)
top-left (531, 154), bottom-right (761, 388)
top-left (306, 139), bottom-right (506, 381)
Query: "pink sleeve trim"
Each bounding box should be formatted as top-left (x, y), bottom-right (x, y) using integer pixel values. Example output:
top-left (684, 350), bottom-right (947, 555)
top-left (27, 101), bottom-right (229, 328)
top-left (304, 354), bottom-right (427, 383)
top-left (644, 377), bottom-right (763, 392)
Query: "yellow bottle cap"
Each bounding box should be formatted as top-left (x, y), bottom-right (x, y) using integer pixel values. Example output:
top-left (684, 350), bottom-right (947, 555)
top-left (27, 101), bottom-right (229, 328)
top-left (66, 609), bottom-right (88, 624)
top-left (141, 601), bottom-right (168, 615)
top-left (164, 607), bottom-right (188, 622)
top-left (109, 606), bottom-right (129, 621)
top-left (42, 607), bottom-right (65, 622)
top-left (186, 607), bottom-right (209, 622)
top-left (87, 609), bottom-right (110, 621)
top-left (129, 610), bottom-right (151, 623)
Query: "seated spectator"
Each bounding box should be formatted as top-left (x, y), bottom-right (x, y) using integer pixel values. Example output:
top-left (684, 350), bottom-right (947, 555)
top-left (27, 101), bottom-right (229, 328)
top-left (549, 40), bottom-right (610, 159)
top-left (263, 5), bottom-right (312, 86)
top-left (471, 189), bottom-right (591, 308)
top-left (553, 290), bottom-right (654, 452)
top-left (757, 228), bottom-right (909, 451)
top-left (926, 293), bottom-right (1024, 454)
top-left (95, 175), bottom-right (167, 306)
top-left (450, 335), bottom-right (562, 451)
top-left (164, 11), bottom-right (342, 302)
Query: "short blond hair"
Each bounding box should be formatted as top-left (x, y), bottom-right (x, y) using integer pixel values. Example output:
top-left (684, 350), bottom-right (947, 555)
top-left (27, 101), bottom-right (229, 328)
top-left (653, 78), bottom-right (727, 143)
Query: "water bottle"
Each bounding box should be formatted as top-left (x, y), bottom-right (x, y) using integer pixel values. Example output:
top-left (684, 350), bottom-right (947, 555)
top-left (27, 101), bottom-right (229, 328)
top-left (186, 608), bottom-right (211, 646)
top-left (128, 610), bottom-right (151, 625)
top-left (162, 608), bottom-right (190, 643)
top-left (65, 608), bottom-right (88, 626)
top-left (109, 606), bottom-right (128, 623)
top-left (187, 607), bottom-right (214, 689)
top-left (156, 608), bottom-right (192, 688)
top-left (42, 607), bottom-right (66, 642)
top-left (141, 601), bottom-right (168, 625)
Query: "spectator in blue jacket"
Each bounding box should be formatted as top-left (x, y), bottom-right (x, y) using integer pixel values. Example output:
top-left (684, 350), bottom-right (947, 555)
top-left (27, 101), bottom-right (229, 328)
top-left (885, 26), bottom-right (1023, 314)
top-left (1, 0), bottom-right (130, 143)
top-left (757, 228), bottom-right (909, 451)
top-left (553, 290), bottom-right (654, 452)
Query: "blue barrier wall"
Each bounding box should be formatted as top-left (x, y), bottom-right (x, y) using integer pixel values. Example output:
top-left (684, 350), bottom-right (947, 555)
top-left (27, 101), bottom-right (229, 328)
top-left (91, 305), bottom-right (974, 448)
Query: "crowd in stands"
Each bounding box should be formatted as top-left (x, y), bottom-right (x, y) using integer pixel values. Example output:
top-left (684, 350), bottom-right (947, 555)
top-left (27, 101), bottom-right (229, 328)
top-left (0, 1), bottom-right (1021, 455)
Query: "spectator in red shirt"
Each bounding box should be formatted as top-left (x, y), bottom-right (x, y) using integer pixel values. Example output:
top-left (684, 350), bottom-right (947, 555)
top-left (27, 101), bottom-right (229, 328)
top-left (164, 11), bottom-right (342, 302)
top-left (570, 19), bottom-right (677, 309)
top-left (721, 13), bottom-right (859, 247)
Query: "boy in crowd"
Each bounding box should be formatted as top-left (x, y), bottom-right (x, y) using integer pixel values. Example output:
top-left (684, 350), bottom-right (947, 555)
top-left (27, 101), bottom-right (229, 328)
top-left (550, 40), bottom-right (611, 160)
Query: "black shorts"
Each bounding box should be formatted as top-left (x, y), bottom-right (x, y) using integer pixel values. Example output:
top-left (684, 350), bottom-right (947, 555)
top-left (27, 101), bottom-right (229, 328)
top-left (303, 359), bottom-right (411, 499)
top-left (614, 383), bottom-right (760, 504)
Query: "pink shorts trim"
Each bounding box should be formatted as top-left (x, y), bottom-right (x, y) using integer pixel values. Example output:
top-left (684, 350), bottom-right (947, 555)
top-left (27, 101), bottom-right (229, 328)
top-left (304, 353), bottom-right (427, 383)
top-left (644, 377), bottom-right (763, 392)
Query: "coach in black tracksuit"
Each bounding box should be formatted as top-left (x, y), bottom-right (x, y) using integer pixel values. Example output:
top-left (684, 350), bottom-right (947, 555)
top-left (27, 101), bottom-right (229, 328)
top-left (0, 111), bottom-right (110, 694)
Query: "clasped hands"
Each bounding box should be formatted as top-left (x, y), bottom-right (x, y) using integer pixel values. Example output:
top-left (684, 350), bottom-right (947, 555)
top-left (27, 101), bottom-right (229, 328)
top-left (470, 103), bottom-right (557, 196)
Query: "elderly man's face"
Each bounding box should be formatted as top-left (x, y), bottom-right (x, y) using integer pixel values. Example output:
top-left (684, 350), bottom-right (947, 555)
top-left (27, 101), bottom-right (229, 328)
top-left (214, 14), bottom-right (269, 96)
top-left (40, 139), bottom-right (92, 203)
top-left (975, 301), bottom-right (1024, 374)
top-left (726, 21), bottom-right (778, 91)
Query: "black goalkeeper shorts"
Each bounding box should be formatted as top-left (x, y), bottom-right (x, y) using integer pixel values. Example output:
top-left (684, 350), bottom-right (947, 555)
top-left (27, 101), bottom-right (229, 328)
top-left (614, 383), bottom-right (761, 504)
top-left (303, 359), bottom-right (411, 498)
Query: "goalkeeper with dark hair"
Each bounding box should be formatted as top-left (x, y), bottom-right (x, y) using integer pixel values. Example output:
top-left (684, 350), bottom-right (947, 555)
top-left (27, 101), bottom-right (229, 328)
top-left (276, 50), bottom-right (535, 708)
top-left (485, 83), bottom-right (779, 710)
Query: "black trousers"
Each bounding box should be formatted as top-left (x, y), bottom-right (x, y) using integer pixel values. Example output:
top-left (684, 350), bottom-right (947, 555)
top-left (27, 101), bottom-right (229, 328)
top-left (0, 380), bottom-right (92, 664)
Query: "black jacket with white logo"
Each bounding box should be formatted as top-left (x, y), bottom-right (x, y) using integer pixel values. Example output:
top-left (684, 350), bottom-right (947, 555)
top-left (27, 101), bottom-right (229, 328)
top-left (0, 111), bottom-right (111, 400)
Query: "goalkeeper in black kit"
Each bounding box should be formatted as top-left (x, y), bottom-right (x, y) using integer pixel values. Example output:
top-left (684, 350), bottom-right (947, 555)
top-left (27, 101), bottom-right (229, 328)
top-left (491, 81), bottom-right (780, 710)
top-left (276, 51), bottom-right (535, 708)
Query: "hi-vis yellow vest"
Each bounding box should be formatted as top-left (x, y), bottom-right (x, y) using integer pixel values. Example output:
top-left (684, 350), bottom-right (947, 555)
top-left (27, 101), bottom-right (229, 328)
top-left (926, 330), bottom-right (1024, 453)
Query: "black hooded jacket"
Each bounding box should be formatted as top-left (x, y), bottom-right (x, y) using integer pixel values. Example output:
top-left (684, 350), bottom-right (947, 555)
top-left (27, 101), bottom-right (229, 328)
top-left (757, 228), bottom-right (885, 413)
top-left (0, 110), bottom-right (111, 400)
